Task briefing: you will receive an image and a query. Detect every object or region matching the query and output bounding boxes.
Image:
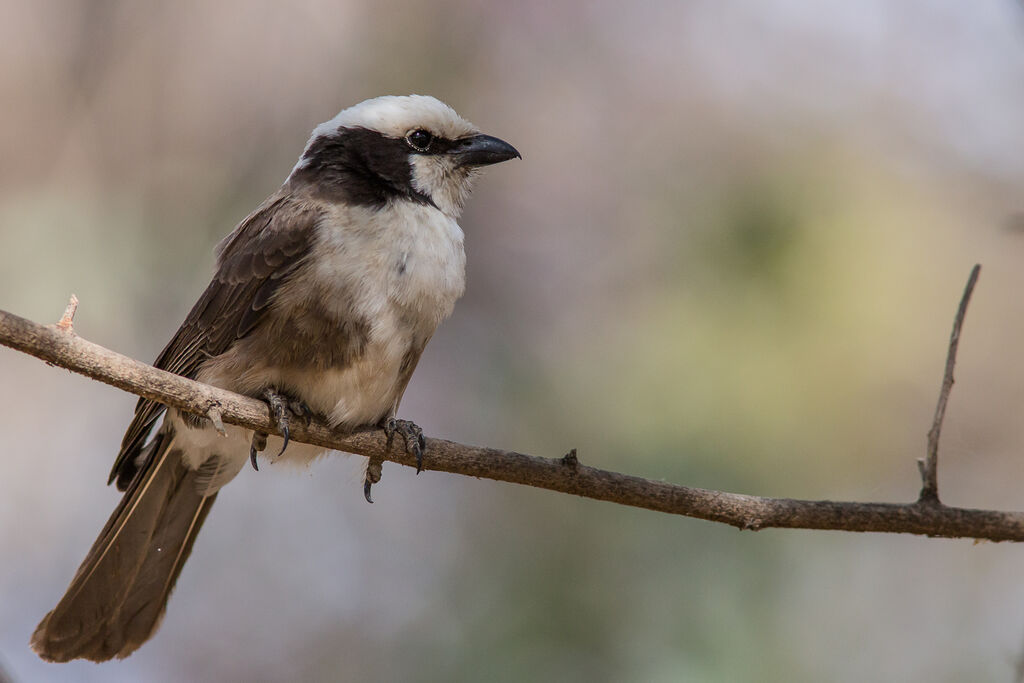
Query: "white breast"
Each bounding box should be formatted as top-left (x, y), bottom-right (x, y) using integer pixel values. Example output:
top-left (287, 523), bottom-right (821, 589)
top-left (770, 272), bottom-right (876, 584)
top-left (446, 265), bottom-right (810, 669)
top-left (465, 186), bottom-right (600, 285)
top-left (288, 201), bottom-right (466, 427)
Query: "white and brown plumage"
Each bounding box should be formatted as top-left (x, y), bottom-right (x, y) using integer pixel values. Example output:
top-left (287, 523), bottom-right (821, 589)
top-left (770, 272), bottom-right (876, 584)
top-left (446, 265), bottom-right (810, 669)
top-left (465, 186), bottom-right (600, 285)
top-left (31, 95), bottom-right (519, 662)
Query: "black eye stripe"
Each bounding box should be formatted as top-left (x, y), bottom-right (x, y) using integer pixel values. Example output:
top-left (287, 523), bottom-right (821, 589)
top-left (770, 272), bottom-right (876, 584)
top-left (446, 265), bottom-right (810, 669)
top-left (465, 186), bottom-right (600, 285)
top-left (405, 129), bottom-right (434, 152)
top-left (294, 128), bottom-right (436, 209)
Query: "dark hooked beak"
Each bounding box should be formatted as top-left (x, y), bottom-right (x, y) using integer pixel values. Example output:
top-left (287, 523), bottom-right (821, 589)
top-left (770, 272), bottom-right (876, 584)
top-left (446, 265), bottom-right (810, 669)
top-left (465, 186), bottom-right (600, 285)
top-left (450, 134), bottom-right (521, 168)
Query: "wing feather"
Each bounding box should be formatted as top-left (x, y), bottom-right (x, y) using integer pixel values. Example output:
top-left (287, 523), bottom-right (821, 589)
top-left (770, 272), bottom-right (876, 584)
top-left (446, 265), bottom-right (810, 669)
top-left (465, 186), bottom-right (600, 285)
top-left (109, 191), bottom-right (320, 489)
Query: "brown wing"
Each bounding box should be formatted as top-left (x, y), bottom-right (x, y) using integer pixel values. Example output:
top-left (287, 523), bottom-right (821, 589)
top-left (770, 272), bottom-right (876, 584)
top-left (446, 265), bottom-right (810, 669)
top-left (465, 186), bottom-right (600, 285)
top-left (109, 191), bottom-right (320, 489)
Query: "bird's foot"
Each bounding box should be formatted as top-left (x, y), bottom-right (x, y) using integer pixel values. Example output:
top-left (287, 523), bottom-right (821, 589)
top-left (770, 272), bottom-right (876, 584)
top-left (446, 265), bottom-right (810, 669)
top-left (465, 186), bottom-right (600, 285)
top-left (361, 418), bottom-right (427, 503)
top-left (249, 388), bottom-right (313, 471)
top-left (382, 417), bottom-right (427, 473)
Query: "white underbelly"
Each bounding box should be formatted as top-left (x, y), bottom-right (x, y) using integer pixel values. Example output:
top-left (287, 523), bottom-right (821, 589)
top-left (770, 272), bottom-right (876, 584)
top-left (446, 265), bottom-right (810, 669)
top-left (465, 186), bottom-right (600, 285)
top-left (174, 312), bottom-right (415, 483)
top-left (170, 345), bottom-right (404, 487)
top-left (286, 328), bottom-right (409, 428)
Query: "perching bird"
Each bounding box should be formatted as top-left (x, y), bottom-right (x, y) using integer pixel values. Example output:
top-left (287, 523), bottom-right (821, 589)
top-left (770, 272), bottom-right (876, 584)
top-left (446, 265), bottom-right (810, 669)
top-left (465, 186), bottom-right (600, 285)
top-left (31, 95), bottom-right (520, 662)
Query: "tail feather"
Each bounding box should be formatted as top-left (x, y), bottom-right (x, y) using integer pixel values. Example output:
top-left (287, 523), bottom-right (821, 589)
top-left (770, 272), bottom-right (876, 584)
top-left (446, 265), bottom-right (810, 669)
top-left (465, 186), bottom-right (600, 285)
top-left (31, 429), bottom-right (217, 662)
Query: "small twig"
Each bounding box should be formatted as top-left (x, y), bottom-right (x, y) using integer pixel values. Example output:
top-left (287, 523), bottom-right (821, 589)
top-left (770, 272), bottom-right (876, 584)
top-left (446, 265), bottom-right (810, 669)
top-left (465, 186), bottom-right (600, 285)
top-left (56, 294), bottom-right (79, 332)
top-left (561, 448), bottom-right (579, 471)
top-left (918, 264), bottom-right (981, 503)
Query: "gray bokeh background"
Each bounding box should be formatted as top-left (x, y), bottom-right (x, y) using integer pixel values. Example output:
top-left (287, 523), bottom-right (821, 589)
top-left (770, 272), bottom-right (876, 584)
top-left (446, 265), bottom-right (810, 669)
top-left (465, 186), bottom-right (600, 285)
top-left (4, 1), bottom-right (1024, 681)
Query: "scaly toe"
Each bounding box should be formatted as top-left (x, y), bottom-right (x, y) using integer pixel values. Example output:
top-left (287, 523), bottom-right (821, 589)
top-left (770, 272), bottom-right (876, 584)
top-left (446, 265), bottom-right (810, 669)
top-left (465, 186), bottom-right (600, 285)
top-left (263, 388), bottom-right (295, 459)
top-left (380, 418), bottom-right (427, 473)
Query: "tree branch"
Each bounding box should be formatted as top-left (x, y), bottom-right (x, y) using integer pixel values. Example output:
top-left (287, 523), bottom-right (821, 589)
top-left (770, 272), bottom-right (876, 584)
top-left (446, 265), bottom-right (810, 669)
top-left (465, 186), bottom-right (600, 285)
top-left (4, 268), bottom-right (1024, 542)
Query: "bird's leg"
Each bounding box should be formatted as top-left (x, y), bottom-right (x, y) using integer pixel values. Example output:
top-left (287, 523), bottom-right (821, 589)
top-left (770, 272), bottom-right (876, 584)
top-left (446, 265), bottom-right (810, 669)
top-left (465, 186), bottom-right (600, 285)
top-left (382, 417), bottom-right (427, 473)
top-left (259, 388), bottom-right (313, 462)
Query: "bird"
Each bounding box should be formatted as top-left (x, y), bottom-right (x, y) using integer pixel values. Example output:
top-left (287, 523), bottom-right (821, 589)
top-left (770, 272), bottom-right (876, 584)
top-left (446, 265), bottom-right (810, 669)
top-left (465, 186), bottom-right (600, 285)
top-left (31, 94), bottom-right (520, 662)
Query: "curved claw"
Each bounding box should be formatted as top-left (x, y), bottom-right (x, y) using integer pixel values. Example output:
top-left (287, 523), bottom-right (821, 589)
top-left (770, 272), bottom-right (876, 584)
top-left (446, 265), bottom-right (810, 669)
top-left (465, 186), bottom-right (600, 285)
top-left (277, 423), bottom-right (290, 459)
top-left (249, 431), bottom-right (267, 472)
top-left (363, 480), bottom-right (374, 504)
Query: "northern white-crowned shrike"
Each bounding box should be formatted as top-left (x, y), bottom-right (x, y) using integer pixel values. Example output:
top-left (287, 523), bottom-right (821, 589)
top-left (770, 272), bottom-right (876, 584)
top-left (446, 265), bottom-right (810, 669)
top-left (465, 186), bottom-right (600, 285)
top-left (32, 95), bottom-right (520, 662)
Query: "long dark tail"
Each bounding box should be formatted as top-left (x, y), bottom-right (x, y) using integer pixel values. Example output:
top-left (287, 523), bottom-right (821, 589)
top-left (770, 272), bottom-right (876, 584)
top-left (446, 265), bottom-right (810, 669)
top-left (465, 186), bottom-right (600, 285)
top-left (31, 429), bottom-right (216, 662)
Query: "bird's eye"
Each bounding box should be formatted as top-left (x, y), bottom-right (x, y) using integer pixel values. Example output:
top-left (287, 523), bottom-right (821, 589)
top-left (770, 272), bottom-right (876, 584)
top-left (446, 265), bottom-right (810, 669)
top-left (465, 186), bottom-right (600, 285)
top-left (405, 129), bottom-right (434, 152)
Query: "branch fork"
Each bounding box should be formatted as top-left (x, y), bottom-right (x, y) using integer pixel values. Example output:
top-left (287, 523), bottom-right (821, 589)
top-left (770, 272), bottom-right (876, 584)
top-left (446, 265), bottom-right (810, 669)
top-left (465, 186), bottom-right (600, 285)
top-left (918, 264), bottom-right (981, 504)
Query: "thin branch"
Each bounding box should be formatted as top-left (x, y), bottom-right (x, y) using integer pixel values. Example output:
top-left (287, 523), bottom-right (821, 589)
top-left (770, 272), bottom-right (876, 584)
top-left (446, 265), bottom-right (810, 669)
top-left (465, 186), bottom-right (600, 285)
top-left (918, 264), bottom-right (981, 503)
top-left (3, 274), bottom-right (1024, 542)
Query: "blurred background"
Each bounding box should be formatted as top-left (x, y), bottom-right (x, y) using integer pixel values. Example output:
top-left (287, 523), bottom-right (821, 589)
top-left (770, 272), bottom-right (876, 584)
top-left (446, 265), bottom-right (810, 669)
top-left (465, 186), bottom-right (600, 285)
top-left (3, 0), bottom-right (1024, 681)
